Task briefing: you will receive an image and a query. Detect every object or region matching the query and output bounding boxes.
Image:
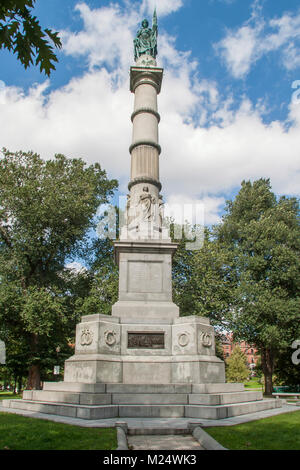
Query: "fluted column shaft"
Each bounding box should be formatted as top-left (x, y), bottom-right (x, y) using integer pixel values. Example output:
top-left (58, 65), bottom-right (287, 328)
top-left (129, 66), bottom-right (163, 193)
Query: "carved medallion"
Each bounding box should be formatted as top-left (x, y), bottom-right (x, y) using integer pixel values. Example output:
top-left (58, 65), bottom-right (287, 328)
top-left (80, 328), bottom-right (93, 346)
top-left (200, 331), bottom-right (213, 348)
top-left (104, 330), bottom-right (117, 347)
top-left (178, 332), bottom-right (189, 347)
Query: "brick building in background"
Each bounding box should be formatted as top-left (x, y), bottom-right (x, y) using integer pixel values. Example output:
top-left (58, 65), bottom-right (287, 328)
top-left (220, 332), bottom-right (259, 371)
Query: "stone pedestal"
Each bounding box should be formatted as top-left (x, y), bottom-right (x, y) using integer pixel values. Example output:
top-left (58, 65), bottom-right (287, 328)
top-left (63, 314), bottom-right (225, 385)
top-left (112, 239), bottom-right (179, 320)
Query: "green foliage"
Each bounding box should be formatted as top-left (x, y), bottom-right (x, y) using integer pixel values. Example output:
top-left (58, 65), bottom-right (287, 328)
top-left (21, 287), bottom-right (67, 336)
top-left (0, 149), bottom-right (117, 287)
top-left (0, 149), bottom-right (117, 383)
top-left (253, 356), bottom-right (263, 380)
top-left (214, 334), bottom-right (225, 361)
top-left (216, 178), bottom-right (300, 392)
top-left (75, 238), bottom-right (119, 317)
top-left (0, 332), bottom-right (29, 387)
top-left (226, 345), bottom-right (250, 383)
top-left (274, 347), bottom-right (300, 387)
top-left (172, 226), bottom-right (234, 326)
top-left (0, 0), bottom-right (62, 76)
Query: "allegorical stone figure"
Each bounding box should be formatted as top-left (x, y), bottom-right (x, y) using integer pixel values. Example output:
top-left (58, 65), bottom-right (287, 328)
top-left (139, 186), bottom-right (156, 221)
top-left (134, 9), bottom-right (158, 61)
top-left (158, 195), bottom-right (164, 228)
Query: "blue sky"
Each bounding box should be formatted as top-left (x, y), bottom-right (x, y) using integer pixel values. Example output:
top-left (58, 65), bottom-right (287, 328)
top-left (0, 0), bottom-right (300, 226)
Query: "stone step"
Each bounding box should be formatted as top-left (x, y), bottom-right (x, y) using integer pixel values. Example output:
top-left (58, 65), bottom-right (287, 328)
top-left (185, 399), bottom-right (281, 420)
top-left (43, 382), bottom-right (106, 393)
top-left (1, 397), bottom-right (281, 420)
top-left (189, 391), bottom-right (262, 405)
top-left (22, 387), bottom-right (261, 407)
top-left (22, 390), bottom-right (262, 406)
top-left (23, 390), bottom-right (112, 405)
top-left (112, 393), bottom-right (189, 405)
top-left (1, 399), bottom-right (118, 420)
top-left (118, 405), bottom-right (185, 418)
top-left (191, 383), bottom-right (245, 393)
top-left (106, 384), bottom-right (192, 394)
top-left (42, 382), bottom-right (245, 394)
top-left (42, 382), bottom-right (193, 394)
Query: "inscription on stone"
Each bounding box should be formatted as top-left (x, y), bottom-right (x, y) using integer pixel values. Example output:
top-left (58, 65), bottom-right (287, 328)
top-left (128, 261), bottom-right (163, 293)
top-left (128, 332), bottom-right (165, 349)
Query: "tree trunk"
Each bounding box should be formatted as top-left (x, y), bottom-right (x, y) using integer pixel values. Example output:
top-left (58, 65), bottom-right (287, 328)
top-left (27, 364), bottom-right (41, 390)
top-left (261, 348), bottom-right (274, 395)
top-left (18, 376), bottom-right (23, 393)
top-left (27, 333), bottom-right (41, 390)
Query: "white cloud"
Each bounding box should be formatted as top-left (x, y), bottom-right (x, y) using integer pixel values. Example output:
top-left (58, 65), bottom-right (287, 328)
top-left (65, 262), bottom-right (87, 273)
top-left (0, 70), bottom-right (132, 187)
top-left (0, 1), bottom-right (299, 231)
top-left (61, 3), bottom-right (137, 71)
top-left (216, 24), bottom-right (262, 79)
top-left (160, 98), bottom-right (300, 198)
top-left (165, 194), bottom-right (225, 225)
top-left (0, 80), bottom-right (6, 105)
top-left (140, 0), bottom-right (184, 17)
top-left (216, 3), bottom-right (300, 78)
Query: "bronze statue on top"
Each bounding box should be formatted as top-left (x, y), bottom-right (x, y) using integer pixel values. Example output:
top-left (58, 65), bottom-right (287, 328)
top-left (134, 9), bottom-right (158, 61)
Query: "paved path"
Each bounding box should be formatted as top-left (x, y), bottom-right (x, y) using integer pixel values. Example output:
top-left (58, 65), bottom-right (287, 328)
top-left (128, 434), bottom-right (204, 450)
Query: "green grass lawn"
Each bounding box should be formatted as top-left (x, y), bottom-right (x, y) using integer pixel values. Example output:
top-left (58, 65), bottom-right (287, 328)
top-left (0, 391), bottom-right (22, 400)
top-left (206, 410), bottom-right (300, 450)
top-left (0, 412), bottom-right (117, 450)
top-left (243, 378), bottom-right (263, 389)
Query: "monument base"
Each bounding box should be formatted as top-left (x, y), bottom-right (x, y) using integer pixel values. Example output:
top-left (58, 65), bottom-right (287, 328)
top-left (3, 382), bottom-right (282, 420)
top-left (63, 313), bottom-right (225, 385)
top-left (2, 313), bottom-right (282, 420)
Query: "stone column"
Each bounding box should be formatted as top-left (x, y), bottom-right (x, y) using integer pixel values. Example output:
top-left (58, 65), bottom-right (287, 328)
top-left (121, 57), bottom-right (166, 240)
top-left (130, 62), bottom-right (162, 186)
top-left (113, 57), bottom-right (179, 321)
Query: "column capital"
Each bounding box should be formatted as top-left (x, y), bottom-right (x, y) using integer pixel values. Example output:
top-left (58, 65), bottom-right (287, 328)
top-left (130, 66), bottom-right (163, 94)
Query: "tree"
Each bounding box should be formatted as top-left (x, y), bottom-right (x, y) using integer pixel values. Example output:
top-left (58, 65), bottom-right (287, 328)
top-left (75, 238), bottom-right (119, 317)
top-left (0, 333), bottom-right (28, 392)
top-left (0, 149), bottom-right (117, 388)
top-left (215, 334), bottom-right (226, 361)
top-left (217, 179), bottom-right (300, 394)
top-left (172, 226), bottom-right (234, 327)
top-left (273, 347), bottom-right (300, 389)
top-left (253, 355), bottom-right (263, 383)
top-left (0, 0), bottom-right (61, 76)
top-left (226, 345), bottom-right (250, 383)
